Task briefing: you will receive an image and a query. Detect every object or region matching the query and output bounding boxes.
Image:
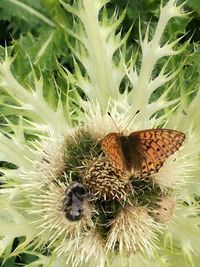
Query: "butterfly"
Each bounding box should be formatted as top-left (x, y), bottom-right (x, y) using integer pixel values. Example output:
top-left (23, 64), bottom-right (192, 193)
top-left (101, 129), bottom-right (185, 176)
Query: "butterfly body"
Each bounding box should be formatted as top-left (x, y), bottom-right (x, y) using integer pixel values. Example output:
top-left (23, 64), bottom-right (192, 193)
top-left (101, 129), bottom-right (185, 176)
top-left (117, 135), bottom-right (142, 172)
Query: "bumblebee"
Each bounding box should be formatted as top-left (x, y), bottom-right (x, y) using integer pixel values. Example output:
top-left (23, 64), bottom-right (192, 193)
top-left (63, 182), bottom-right (89, 221)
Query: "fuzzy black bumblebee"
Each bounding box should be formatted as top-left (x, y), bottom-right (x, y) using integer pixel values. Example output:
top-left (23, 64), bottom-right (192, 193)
top-left (63, 182), bottom-right (88, 221)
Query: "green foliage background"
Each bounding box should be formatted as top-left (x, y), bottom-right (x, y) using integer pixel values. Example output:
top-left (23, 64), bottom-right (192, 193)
top-left (0, 0), bottom-right (200, 266)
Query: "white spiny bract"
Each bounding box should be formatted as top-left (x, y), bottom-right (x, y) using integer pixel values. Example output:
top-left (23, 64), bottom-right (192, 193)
top-left (0, 0), bottom-right (199, 266)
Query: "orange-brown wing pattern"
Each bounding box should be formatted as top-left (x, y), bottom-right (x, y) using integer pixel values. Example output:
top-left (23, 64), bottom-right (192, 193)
top-left (130, 129), bottom-right (185, 176)
top-left (101, 133), bottom-right (124, 170)
top-left (139, 157), bottom-right (164, 177)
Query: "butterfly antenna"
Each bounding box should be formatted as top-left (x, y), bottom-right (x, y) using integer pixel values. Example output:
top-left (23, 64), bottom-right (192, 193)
top-left (182, 109), bottom-right (187, 116)
top-left (108, 110), bottom-right (140, 132)
top-left (123, 110), bottom-right (140, 132)
top-left (107, 112), bottom-right (120, 132)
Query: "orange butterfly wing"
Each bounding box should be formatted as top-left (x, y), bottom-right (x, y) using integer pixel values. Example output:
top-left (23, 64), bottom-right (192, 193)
top-left (101, 129), bottom-right (185, 176)
top-left (101, 132), bottom-right (124, 170)
top-left (130, 129), bottom-right (185, 176)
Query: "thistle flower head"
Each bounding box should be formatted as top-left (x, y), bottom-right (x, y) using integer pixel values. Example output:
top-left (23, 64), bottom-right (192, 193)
top-left (83, 157), bottom-right (131, 201)
top-left (0, 0), bottom-right (200, 266)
